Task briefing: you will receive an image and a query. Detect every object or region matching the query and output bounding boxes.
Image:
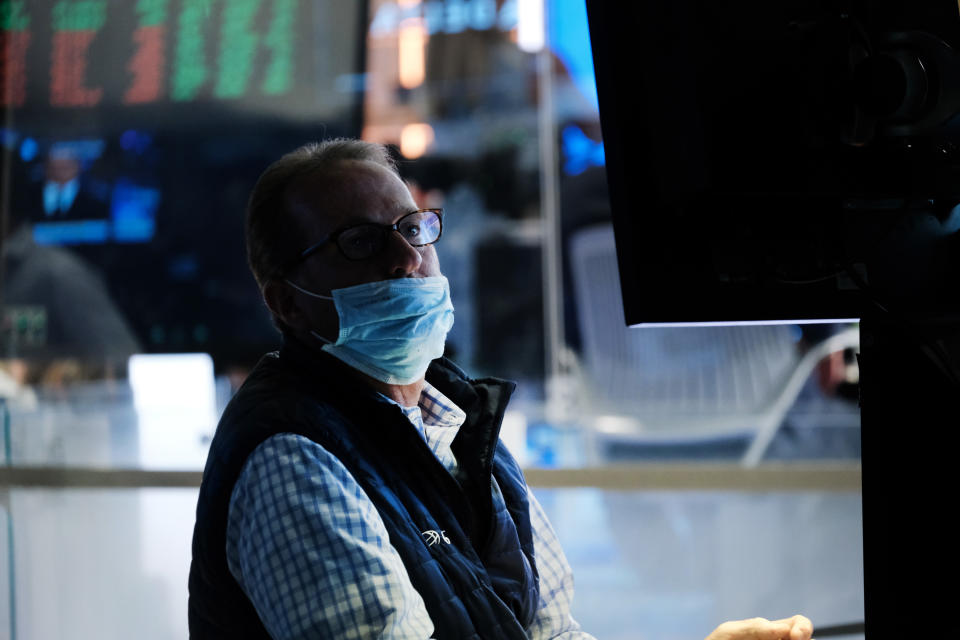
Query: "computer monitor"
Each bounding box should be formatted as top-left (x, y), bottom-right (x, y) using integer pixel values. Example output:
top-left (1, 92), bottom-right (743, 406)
top-left (585, 0), bottom-right (960, 327)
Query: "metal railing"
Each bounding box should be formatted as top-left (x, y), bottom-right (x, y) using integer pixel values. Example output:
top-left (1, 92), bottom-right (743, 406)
top-left (0, 462), bottom-right (861, 491)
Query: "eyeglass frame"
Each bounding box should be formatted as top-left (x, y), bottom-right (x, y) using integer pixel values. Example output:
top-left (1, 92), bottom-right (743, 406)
top-left (281, 207), bottom-right (444, 274)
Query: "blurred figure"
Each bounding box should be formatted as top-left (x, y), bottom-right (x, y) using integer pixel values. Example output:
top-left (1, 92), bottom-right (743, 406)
top-left (0, 358), bottom-right (37, 410)
top-left (31, 145), bottom-right (107, 221)
top-left (799, 323), bottom-right (860, 399)
top-left (2, 182), bottom-right (140, 385)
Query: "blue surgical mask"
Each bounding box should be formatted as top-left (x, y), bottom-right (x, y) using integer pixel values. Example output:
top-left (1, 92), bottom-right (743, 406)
top-left (286, 276), bottom-right (455, 385)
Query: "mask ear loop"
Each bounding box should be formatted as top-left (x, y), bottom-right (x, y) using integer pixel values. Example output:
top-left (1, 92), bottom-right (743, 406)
top-left (284, 279), bottom-right (336, 345)
top-left (310, 331), bottom-right (334, 345)
top-left (285, 279), bottom-right (333, 300)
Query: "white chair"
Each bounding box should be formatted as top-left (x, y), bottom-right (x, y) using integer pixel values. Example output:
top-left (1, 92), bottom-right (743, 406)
top-left (568, 223), bottom-right (859, 466)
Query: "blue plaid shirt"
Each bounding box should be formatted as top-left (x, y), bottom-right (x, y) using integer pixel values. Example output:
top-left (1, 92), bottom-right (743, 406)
top-left (226, 381), bottom-right (594, 639)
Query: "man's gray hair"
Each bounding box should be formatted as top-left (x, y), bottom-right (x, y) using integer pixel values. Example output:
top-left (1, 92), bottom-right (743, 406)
top-left (245, 138), bottom-right (398, 289)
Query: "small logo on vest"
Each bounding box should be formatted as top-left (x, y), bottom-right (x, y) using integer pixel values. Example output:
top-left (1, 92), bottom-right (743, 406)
top-left (422, 530), bottom-right (451, 547)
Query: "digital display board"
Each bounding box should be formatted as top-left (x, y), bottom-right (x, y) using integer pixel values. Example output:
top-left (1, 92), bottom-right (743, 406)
top-left (1, 0), bottom-right (360, 126)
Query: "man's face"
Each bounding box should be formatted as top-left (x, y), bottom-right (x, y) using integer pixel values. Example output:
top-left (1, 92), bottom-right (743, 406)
top-left (286, 159), bottom-right (442, 290)
top-left (46, 154), bottom-right (81, 184)
top-left (281, 160), bottom-right (442, 337)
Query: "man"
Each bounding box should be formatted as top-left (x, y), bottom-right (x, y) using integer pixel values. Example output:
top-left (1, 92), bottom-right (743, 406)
top-left (31, 146), bottom-right (105, 221)
top-left (3, 180), bottom-right (141, 369)
top-left (188, 139), bottom-right (814, 640)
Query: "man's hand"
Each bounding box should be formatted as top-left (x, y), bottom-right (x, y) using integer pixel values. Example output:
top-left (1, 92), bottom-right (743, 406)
top-left (706, 615), bottom-right (814, 640)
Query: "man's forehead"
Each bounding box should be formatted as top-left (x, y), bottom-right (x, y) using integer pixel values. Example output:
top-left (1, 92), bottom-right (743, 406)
top-left (284, 160), bottom-right (412, 230)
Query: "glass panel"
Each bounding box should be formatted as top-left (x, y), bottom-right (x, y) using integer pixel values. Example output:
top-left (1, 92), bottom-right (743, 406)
top-left (4, 488), bottom-right (198, 640)
top-left (535, 488), bottom-right (865, 640)
top-left (0, 487), bottom-right (863, 640)
top-left (2, 355), bottom-right (225, 469)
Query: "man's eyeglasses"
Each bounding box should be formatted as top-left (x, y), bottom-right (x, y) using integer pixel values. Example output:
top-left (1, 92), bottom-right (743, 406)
top-left (284, 208), bottom-right (443, 272)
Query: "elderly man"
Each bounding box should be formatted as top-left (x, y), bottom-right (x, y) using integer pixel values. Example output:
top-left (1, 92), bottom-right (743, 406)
top-left (188, 139), bottom-right (813, 640)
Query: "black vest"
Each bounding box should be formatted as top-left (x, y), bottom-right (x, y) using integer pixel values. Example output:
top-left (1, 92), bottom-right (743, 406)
top-left (188, 342), bottom-right (540, 639)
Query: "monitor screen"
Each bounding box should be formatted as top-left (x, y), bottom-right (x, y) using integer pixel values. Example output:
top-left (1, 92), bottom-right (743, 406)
top-left (2, 0), bottom-right (368, 368)
top-left (585, 0), bottom-right (960, 326)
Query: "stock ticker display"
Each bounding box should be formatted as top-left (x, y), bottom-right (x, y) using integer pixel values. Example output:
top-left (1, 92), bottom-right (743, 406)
top-left (0, 0), bottom-right (351, 117)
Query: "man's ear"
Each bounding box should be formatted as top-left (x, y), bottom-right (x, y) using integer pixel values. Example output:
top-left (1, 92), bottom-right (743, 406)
top-left (262, 280), bottom-right (310, 331)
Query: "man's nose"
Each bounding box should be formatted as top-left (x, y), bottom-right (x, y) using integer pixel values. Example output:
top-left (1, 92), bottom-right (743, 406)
top-left (384, 230), bottom-right (422, 277)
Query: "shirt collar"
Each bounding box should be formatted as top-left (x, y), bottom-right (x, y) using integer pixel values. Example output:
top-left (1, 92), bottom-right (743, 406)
top-left (43, 179), bottom-right (79, 215)
top-left (383, 381), bottom-right (466, 473)
top-left (418, 380), bottom-right (467, 429)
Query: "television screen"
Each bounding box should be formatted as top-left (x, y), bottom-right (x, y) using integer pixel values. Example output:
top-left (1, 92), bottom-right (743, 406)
top-left (2, 0), bottom-right (368, 368)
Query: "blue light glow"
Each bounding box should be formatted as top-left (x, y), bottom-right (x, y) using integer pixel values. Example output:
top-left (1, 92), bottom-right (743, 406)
top-left (33, 220), bottom-right (110, 245)
top-left (19, 136), bottom-right (38, 162)
top-left (111, 180), bottom-right (160, 242)
top-left (119, 129), bottom-right (153, 154)
top-left (549, 0), bottom-right (598, 111)
top-left (561, 124), bottom-right (604, 175)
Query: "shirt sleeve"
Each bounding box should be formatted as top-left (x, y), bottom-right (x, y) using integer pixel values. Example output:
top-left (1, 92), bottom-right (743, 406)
top-left (525, 488), bottom-right (598, 640)
top-left (225, 433), bottom-right (435, 640)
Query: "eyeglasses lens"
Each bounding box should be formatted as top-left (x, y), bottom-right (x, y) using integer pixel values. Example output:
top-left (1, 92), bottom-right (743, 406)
top-left (337, 226), bottom-right (383, 260)
top-left (336, 210), bottom-right (441, 260)
top-left (398, 210), bottom-right (441, 245)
